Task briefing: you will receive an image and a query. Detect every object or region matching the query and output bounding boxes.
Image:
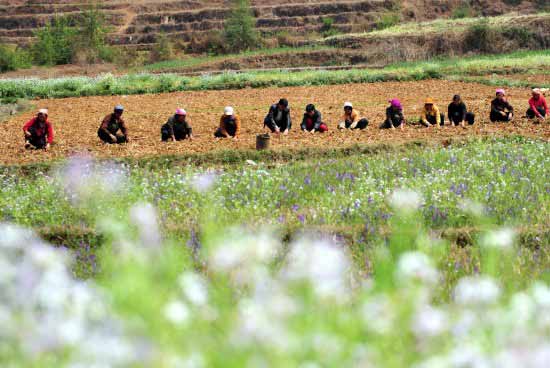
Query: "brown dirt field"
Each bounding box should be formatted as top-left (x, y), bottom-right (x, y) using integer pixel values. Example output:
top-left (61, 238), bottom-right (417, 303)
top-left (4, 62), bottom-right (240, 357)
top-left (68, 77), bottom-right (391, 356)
top-left (1, 80), bottom-right (549, 166)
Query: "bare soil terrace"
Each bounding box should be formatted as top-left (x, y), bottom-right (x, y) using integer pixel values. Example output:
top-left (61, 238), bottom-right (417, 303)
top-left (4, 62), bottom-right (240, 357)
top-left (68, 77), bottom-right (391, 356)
top-left (1, 79), bottom-right (548, 165)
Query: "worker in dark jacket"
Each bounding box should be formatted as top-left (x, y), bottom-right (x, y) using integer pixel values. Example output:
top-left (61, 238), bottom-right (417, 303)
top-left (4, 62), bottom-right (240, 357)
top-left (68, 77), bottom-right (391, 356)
top-left (264, 98), bottom-right (291, 135)
top-left (490, 89), bottom-right (514, 122)
top-left (23, 109), bottom-right (54, 150)
top-left (98, 105), bottom-right (129, 144)
top-left (301, 104), bottom-right (328, 133)
top-left (448, 95), bottom-right (475, 128)
top-left (380, 99), bottom-right (405, 130)
top-left (214, 106), bottom-right (240, 139)
top-left (161, 108), bottom-right (193, 141)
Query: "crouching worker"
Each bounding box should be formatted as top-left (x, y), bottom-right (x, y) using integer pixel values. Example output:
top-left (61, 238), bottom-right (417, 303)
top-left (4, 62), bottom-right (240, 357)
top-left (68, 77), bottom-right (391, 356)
top-left (301, 104), bottom-right (328, 133)
top-left (161, 108), bottom-right (193, 141)
top-left (490, 89), bottom-right (514, 122)
top-left (214, 106), bottom-right (240, 140)
top-left (526, 88), bottom-right (548, 121)
top-left (264, 98), bottom-right (291, 135)
top-left (338, 102), bottom-right (368, 130)
top-left (23, 109), bottom-right (53, 150)
top-left (380, 99), bottom-right (405, 130)
top-left (420, 98), bottom-right (444, 128)
top-left (98, 105), bottom-right (129, 144)
top-left (448, 94), bottom-right (475, 128)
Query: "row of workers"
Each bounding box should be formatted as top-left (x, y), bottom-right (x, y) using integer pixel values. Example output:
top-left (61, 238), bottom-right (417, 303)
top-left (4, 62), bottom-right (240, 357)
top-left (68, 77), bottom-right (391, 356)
top-left (23, 89), bottom-right (547, 149)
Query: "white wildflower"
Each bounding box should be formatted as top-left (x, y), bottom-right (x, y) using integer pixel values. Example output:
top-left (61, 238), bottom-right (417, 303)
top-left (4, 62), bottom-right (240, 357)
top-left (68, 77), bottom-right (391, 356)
top-left (412, 305), bottom-right (448, 338)
top-left (389, 189), bottom-right (422, 212)
top-left (164, 300), bottom-right (191, 326)
top-left (178, 272), bottom-right (208, 307)
top-left (191, 172), bottom-right (217, 193)
top-left (282, 237), bottom-right (351, 300)
top-left (481, 227), bottom-right (516, 250)
top-left (129, 202), bottom-right (161, 248)
top-left (454, 276), bottom-right (501, 306)
top-left (396, 252), bottom-right (439, 286)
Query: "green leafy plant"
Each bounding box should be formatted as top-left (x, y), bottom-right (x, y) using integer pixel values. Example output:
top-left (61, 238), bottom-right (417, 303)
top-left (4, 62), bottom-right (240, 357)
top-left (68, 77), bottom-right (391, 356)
top-left (223, 0), bottom-right (260, 52)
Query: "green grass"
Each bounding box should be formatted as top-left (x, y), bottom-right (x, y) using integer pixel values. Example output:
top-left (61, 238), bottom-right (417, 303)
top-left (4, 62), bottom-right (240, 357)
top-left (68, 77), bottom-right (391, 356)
top-left (1, 50), bottom-right (548, 100)
top-left (1, 136), bottom-right (548, 245)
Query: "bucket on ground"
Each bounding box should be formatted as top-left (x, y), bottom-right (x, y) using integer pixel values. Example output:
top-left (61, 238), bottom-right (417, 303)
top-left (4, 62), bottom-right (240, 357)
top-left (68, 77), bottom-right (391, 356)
top-left (256, 134), bottom-right (271, 150)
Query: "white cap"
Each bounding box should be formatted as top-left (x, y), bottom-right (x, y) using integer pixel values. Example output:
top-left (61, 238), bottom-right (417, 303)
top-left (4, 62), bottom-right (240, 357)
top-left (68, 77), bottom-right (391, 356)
top-left (224, 106), bottom-right (234, 116)
top-left (344, 102), bottom-right (353, 108)
top-left (38, 109), bottom-right (48, 115)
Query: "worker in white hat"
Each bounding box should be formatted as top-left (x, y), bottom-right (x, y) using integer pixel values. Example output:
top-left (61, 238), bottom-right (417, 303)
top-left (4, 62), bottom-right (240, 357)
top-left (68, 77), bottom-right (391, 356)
top-left (526, 88), bottom-right (548, 121)
top-left (214, 106), bottom-right (240, 139)
top-left (338, 102), bottom-right (368, 130)
top-left (98, 105), bottom-right (129, 144)
top-left (23, 108), bottom-right (53, 150)
top-left (161, 108), bottom-right (193, 141)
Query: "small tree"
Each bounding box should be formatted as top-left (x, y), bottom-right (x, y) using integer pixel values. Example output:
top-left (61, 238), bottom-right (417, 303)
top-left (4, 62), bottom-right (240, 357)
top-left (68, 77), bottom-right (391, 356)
top-left (150, 33), bottom-right (174, 62)
top-left (223, 0), bottom-right (259, 52)
top-left (76, 6), bottom-right (111, 63)
top-left (32, 16), bottom-right (76, 65)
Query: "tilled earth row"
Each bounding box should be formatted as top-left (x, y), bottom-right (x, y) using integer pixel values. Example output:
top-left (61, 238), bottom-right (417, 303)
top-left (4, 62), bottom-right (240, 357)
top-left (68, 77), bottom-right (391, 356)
top-left (1, 80), bottom-right (548, 165)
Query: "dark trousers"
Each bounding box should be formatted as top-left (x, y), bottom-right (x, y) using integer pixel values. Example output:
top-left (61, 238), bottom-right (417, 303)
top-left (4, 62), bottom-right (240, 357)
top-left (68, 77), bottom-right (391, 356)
top-left (264, 117), bottom-right (290, 132)
top-left (26, 132), bottom-right (47, 149)
top-left (449, 112), bottom-right (475, 126)
top-left (161, 124), bottom-right (190, 141)
top-left (344, 118), bottom-right (369, 130)
top-left (490, 111), bottom-right (513, 122)
top-left (98, 129), bottom-right (127, 144)
top-left (526, 107), bottom-right (546, 119)
top-left (420, 113), bottom-right (445, 127)
top-left (214, 126), bottom-right (236, 138)
top-left (380, 118), bottom-right (403, 129)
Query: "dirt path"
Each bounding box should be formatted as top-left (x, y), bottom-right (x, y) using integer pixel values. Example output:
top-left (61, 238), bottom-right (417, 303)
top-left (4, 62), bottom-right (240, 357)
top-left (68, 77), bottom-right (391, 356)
top-left (1, 80), bottom-right (548, 165)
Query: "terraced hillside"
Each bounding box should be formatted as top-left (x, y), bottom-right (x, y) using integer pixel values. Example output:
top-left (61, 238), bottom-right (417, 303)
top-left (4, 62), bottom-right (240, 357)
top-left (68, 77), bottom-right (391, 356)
top-left (0, 0), bottom-right (541, 49)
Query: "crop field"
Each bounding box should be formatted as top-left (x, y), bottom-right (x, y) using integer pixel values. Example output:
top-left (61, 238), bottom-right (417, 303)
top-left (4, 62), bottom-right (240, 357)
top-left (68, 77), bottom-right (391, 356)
top-left (2, 79), bottom-right (550, 165)
top-left (2, 60), bottom-right (550, 366)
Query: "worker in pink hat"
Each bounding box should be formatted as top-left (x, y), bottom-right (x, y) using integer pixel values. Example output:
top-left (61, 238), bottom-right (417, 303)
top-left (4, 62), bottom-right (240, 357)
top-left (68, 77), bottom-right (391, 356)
top-left (490, 89), bottom-right (514, 122)
top-left (161, 108), bottom-right (193, 141)
top-left (380, 99), bottom-right (405, 130)
top-left (526, 88), bottom-right (547, 121)
top-left (23, 109), bottom-right (54, 150)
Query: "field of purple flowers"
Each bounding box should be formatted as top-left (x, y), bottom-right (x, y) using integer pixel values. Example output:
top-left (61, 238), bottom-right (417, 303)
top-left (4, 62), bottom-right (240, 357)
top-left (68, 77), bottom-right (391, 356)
top-left (1, 136), bottom-right (550, 366)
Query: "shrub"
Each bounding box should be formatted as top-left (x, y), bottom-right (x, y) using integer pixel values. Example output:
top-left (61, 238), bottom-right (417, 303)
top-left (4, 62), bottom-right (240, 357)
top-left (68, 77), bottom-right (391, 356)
top-left (223, 0), bottom-right (260, 52)
top-left (75, 6), bottom-right (112, 63)
top-left (32, 16), bottom-right (76, 65)
top-left (376, 11), bottom-right (401, 30)
top-left (463, 21), bottom-right (500, 53)
top-left (187, 31), bottom-right (226, 55)
top-left (451, 2), bottom-right (473, 19)
top-left (320, 17), bottom-right (339, 38)
top-left (502, 26), bottom-right (536, 48)
top-left (0, 44), bottom-right (32, 72)
top-left (149, 33), bottom-right (174, 63)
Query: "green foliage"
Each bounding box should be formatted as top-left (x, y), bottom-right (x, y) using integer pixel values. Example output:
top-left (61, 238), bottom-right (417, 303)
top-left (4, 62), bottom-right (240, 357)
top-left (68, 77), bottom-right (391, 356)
top-left (502, 0), bottom-right (522, 4)
top-left (502, 26), bottom-right (536, 47)
top-left (32, 16), bottom-right (76, 65)
top-left (0, 50), bottom-right (548, 99)
top-left (75, 6), bottom-right (112, 63)
top-left (452, 2), bottom-right (473, 19)
top-left (223, 0), bottom-right (260, 52)
top-left (0, 44), bottom-right (32, 72)
top-left (320, 17), bottom-right (340, 38)
top-left (463, 21), bottom-right (499, 53)
top-left (376, 11), bottom-right (401, 30)
top-left (149, 33), bottom-right (174, 63)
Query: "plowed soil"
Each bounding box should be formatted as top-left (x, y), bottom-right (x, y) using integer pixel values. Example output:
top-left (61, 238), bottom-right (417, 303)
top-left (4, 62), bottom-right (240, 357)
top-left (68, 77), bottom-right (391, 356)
top-left (1, 80), bottom-right (549, 165)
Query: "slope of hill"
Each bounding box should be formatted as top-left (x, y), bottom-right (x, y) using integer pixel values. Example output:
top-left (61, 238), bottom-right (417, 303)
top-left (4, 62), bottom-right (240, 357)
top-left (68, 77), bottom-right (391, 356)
top-left (0, 0), bottom-right (542, 49)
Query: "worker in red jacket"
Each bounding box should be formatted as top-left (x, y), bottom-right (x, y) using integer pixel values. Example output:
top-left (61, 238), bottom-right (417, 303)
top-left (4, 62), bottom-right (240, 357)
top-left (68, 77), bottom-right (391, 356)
top-left (526, 88), bottom-right (548, 121)
top-left (23, 109), bottom-right (54, 150)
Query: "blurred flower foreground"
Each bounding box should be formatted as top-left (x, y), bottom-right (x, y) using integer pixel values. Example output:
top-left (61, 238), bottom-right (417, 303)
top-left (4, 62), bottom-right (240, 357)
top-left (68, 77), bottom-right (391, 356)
top-left (2, 159), bottom-right (550, 368)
